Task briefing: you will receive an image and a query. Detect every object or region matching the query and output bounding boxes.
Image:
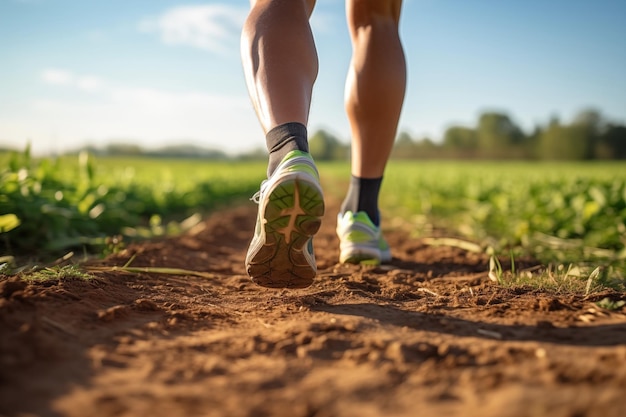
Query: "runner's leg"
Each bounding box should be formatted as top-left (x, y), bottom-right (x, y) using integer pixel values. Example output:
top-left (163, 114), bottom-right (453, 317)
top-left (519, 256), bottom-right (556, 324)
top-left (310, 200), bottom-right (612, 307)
top-left (341, 0), bottom-right (406, 223)
top-left (336, 0), bottom-right (406, 265)
top-left (241, 0), bottom-right (318, 176)
top-left (241, 0), bottom-right (324, 288)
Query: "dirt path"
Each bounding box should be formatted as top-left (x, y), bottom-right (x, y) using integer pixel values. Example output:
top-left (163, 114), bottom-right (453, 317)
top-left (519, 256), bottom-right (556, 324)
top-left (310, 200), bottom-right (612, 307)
top-left (1, 195), bottom-right (625, 417)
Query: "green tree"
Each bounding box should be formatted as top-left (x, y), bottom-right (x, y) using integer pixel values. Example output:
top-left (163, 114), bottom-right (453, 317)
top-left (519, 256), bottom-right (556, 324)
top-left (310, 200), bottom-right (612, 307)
top-left (392, 131), bottom-right (418, 158)
top-left (443, 126), bottom-right (477, 150)
top-left (106, 143), bottom-right (143, 155)
top-left (538, 124), bottom-right (591, 160)
top-left (599, 124), bottom-right (626, 159)
top-left (536, 109), bottom-right (613, 160)
top-left (573, 109), bottom-right (604, 134)
top-left (396, 131), bottom-right (414, 147)
top-left (309, 129), bottom-right (347, 160)
top-left (476, 112), bottom-right (524, 156)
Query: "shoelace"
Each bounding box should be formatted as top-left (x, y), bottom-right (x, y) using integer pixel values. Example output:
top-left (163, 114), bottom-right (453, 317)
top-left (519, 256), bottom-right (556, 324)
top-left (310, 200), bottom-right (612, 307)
top-left (250, 180), bottom-right (268, 204)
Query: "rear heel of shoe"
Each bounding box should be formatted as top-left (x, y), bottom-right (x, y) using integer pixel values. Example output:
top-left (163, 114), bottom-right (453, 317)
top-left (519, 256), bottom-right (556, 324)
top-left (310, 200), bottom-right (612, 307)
top-left (248, 176), bottom-right (324, 289)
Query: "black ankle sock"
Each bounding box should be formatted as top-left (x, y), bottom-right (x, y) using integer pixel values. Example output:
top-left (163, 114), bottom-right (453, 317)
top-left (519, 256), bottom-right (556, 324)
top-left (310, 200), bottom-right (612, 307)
top-left (340, 175), bottom-right (383, 226)
top-left (266, 122), bottom-right (309, 177)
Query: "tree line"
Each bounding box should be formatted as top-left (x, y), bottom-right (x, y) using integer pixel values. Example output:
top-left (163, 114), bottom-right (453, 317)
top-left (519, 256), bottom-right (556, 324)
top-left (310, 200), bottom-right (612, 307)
top-left (309, 108), bottom-right (626, 161)
top-left (31, 108), bottom-right (621, 160)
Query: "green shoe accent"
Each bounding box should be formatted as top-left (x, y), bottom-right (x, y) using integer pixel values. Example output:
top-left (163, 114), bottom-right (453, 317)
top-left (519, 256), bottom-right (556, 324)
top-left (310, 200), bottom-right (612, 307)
top-left (336, 210), bottom-right (391, 265)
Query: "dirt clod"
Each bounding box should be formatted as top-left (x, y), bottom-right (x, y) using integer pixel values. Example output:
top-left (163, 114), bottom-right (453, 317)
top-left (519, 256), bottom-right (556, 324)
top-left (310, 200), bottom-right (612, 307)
top-left (0, 277), bottom-right (26, 299)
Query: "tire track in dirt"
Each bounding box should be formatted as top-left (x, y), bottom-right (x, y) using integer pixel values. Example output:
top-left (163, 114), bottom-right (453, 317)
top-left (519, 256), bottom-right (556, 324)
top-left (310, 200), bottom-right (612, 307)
top-left (1, 196), bottom-right (626, 417)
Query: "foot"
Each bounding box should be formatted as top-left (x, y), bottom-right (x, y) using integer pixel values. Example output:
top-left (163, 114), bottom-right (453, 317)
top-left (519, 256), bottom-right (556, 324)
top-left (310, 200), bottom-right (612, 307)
top-left (336, 211), bottom-right (391, 265)
top-left (245, 150), bottom-right (325, 288)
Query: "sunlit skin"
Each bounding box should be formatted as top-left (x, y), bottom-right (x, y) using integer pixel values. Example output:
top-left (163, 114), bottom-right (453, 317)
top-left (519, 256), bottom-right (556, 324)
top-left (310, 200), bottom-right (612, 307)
top-left (240, 0), bottom-right (317, 131)
top-left (241, 0), bottom-right (406, 179)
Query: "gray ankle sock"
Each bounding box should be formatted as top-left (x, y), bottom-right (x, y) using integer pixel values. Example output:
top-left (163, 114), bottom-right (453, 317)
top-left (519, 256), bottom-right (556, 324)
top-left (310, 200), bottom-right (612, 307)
top-left (266, 122), bottom-right (309, 177)
top-left (340, 176), bottom-right (383, 226)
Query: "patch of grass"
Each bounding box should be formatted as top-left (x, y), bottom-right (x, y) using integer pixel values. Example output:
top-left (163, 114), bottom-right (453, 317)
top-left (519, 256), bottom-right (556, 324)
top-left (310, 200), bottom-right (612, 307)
top-left (595, 297), bottom-right (626, 311)
top-left (489, 258), bottom-right (625, 295)
top-left (21, 264), bottom-right (93, 282)
top-left (419, 234), bottom-right (625, 295)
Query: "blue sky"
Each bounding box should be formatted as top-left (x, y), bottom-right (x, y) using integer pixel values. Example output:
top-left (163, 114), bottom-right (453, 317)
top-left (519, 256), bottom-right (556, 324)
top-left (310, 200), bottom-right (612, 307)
top-left (1, 0), bottom-right (625, 155)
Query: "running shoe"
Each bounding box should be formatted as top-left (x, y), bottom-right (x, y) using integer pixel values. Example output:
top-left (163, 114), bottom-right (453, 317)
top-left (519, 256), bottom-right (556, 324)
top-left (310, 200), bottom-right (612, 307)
top-left (336, 210), bottom-right (391, 265)
top-left (245, 150), bottom-right (325, 288)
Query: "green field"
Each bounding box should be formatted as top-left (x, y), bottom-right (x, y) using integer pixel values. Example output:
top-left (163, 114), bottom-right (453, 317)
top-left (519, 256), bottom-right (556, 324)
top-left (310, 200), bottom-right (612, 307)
top-left (1, 149), bottom-right (625, 283)
top-left (382, 161), bottom-right (625, 249)
top-left (0, 149), bottom-right (265, 256)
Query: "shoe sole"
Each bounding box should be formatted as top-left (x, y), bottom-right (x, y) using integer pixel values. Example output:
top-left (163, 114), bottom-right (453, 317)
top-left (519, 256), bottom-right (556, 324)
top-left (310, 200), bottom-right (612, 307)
top-left (247, 175), bottom-right (324, 289)
top-left (339, 246), bottom-right (383, 266)
top-left (339, 244), bottom-right (391, 265)
top-left (337, 215), bottom-right (392, 266)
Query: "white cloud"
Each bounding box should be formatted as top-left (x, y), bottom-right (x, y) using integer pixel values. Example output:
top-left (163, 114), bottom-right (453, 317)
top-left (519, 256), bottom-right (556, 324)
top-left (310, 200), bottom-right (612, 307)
top-left (76, 76), bottom-right (104, 93)
top-left (41, 69), bottom-right (104, 93)
top-left (41, 69), bottom-right (74, 85)
top-left (139, 4), bottom-right (247, 54)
